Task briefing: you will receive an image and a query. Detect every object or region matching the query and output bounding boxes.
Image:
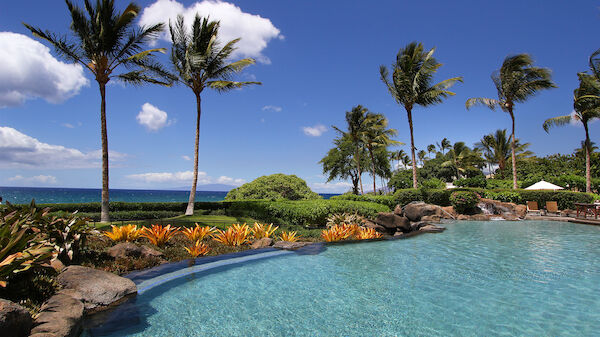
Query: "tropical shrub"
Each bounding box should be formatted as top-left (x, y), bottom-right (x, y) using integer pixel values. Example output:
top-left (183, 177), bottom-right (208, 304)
top-left (454, 176), bottom-right (487, 188)
top-left (36, 211), bottom-right (92, 264)
top-left (482, 190), bottom-right (522, 204)
top-left (251, 223), bottom-right (278, 239)
top-left (450, 191), bottom-right (480, 214)
top-left (393, 189), bottom-right (424, 206)
top-left (486, 179), bottom-right (517, 189)
top-left (421, 189), bottom-right (452, 206)
top-left (141, 225), bottom-right (179, 247)
top-left (104, 224), bottom-right (141, 242)
top-left (279, 231), bottom-right (301, 242)
top-left (388, 169), bottom-right (414, 190)
top-left (518, 190), bottom-right (594, 210)
top-left (421, 178), bottom-right (446, 189)
top-left (325, 212), bottom-right (364, 228)
top-left (225, 174), bottom-right (321, 201)
top-left (330, 194), bottom-right (397, 208)
top-left (321, 225), bottom-right (354, 242)
top-left (182, 224), bottom-right (216, 242)
top-left (184, 241), bottom-right (210, 258)
top-left (213, 224), bottom-right (252, 246)
top-left (355, 227), bottom-right (383, 240)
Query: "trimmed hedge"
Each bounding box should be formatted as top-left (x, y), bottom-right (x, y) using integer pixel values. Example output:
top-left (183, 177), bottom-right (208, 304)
top-left (392, 189), bottom-right (451, 207)
top-left (450, 191), bottom-right (479, 214)
top-left (517, 190), bottom-right (595, 210)
top-left (30, 201), bottom-right (227, 213)
top-left (330, 194), bottom-right (397, 208)
top-left (62, 211), bottom-right (182, 221)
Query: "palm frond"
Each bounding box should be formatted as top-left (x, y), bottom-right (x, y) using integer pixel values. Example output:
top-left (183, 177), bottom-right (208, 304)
top-left (465, 97), bottom-right (500, 110)
top-left (542, 115), bottom-right (572, 132)
top-left (206, 80), bottom-right (261, 92)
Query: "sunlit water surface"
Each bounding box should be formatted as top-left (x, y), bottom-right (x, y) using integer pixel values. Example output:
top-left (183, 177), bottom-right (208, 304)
top-left (84, 221), bottom-right (600, 336)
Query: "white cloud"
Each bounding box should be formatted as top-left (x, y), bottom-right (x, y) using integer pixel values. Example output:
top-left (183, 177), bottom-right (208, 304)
top-left (126, 171), bottom-right (245, 186)
top-left (62, 123), bottom-right (75, 129)
top-left (139, 0), bottom-right (282, 63)
top-left (182, 155), bottom-right (191, 161)
top-left (302, 124), bottom-right (327, 137)
top-left (8, 174), bottom-right (57, 185)
top-left (216, 175), bottom-right (245, 185)
top-left (311, 181), bottom-right (353, 193)
top-left (0, 32), bottom-right (89, 108)
top-left (137, 103), bottom-right (172, 131)
top-left (262, 105), bottom-right (282, 112)
top-left (0, 126), bottom-right (126, 169)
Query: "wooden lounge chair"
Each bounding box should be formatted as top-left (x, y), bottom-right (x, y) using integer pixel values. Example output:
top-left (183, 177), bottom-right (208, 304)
top-left (526, 201), bottom-right (541, 215)
top-left (545, 201), bottom-right (561, 216)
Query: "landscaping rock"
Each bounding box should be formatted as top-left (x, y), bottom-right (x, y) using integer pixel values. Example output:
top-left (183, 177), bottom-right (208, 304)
top-left (107, 242), bottom-right (163, 259)
top-left (273, 241), bottom-right (312, 250)
top-left (251, 237), bottom-right (274, 249)
top-left (457, 214), bottom-right (470, 221)
top-left (0, 299), bottom-right (32, 337)
top-left (393, 204), bottom-right (404, 216)
top-left (403, 202), bottom-right (443, 222)
top-left (502, 213), bottom-right (519, 221)
top-left (29, 290), bottom-right (83, 337)
top-left (57, 266), bottom-right (137, 312)
top-left (374, 213), bottom-right (411, 232)
top-left (441, 206), bottom-right (457, 218)
top-left (470, 214), bottom-right (490, 221)
top-left (514, 205), bottom-right (527, 218)
top-left (421, 215), bottom-right (442, 223)
top-left (419, 224), bottom-right (446, 233)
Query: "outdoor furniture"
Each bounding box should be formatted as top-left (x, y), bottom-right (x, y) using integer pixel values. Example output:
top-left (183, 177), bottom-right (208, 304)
top-left (545, 201), bottom-right (561, 216)
top-left (526, 201), bottom-right (542, 215)
top-left (574, 203), bottom-right (599, 219)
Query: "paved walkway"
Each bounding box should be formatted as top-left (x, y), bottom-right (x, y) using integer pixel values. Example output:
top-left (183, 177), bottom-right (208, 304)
top-left (526, 215), bottom-right (600, 226)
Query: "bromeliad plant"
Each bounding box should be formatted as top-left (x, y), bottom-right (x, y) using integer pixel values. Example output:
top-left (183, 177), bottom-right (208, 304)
top-left (212, 224), bottom-right (252, 246)
top-left (355, 227), bottom-right (383, 240)
top-left (182, 224), bottom-right (217, 242)
top-left (278, 231), bottom-right (301, 242)
top-left (326, 212), bottom-right (365, 228)
top-left (184, 240), bottom-right (211, 258)
top-left (104, 224), bottom-right (141, 242)
top-left (141, 224), bottom-right (179, 247)
top-left (321, 224), bottom-right (354, 242)
top-left (251, 223), bottom-right (278, 239)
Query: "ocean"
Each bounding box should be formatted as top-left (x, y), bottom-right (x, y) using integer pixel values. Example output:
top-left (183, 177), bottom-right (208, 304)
top-left (0, 187), bottom-right (338, 204)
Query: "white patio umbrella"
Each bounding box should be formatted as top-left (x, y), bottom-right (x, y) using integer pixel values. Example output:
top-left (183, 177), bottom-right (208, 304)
top-left (524, 180), bottom-right (564, 191)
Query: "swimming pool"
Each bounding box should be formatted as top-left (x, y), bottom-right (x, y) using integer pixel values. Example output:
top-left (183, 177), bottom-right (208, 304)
top-left (83, 221), bottom-right (600, 336)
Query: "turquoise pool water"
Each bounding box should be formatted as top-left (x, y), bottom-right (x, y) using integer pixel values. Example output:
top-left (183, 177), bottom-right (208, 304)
top-left (84, 221), bottom-right (600, 336)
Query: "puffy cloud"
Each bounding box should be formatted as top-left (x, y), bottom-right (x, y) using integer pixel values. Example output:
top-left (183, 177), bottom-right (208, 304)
top-left (302, 124), bottom-right (327, 137)
top-left (136, 103), bottom-right (172, 131)
top-left (126, 171), bottom-right (244, 186)
top-left (139, 0), bottom-right (282, 63)
top-left (182, 155), bottom-right (192, 161)
top-left (0, 126), bottom-right (126, 169)
top-left (216, 176), bottom-right (245, 185)
top-left (8, 174), bottom-right (57, 185)
top-left (262, 105), bottom-right (282, 112)
top-left (0, 32), bottom-right (88, 108)
top-left (310, 181), bottom-right (353, 193)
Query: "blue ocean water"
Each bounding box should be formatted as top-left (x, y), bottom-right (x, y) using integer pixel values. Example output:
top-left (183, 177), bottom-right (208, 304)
top-left (84, 221), bottom-right (600, 336)
top-left (0, 186), bottom-right (338, 204)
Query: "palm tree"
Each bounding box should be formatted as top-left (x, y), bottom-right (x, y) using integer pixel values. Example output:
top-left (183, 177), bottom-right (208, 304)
top-left (476, 129), bottom-right (532, 175)
top-left (320, 135), bottom-right (366, 195)
top-left (361, 113), bottom-right (400, 193)
top-left (417, 150), bottom-right (427, 166)
top-left (543, 73), bottom-right (600, 192)
top-left (392, 149), bottom-right (408, 170)
top-left (380, 42), bottom-right (462, 188)
top-left (437, 138), bottom-right (451, 155)
top-left (333, 105), bottom-right (371, 194)
top-left (427, 144), bottom-right (436, 158)
top-left (401, 154), bottom-right (412, 169)
top-left (24, 0), bottom-right (173, 222)
top-left (475, 134), bottom-right (495, 176)
top-left (441, 142), bottom-right (482, 179)
top-left (575, 141), bottom-right (598, 159)
top-left (169, 15), bottom-right (260, 215)
top-left (466, 54), bottom-right (555, 189)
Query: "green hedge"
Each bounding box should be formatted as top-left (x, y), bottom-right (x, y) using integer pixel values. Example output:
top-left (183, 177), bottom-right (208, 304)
top-left (392, 189), bottom-right (451, 207)
top-left (227, 199), bottom-right (390, 226)
top-left (61, 210), bottom-right (181, 221)
top-left (450, 191), bottom-right (479, 214)
top-left (29, 201), bottom-right (227, 213)
top-left (329, 194), bottom-right (397, 208)
top-left (516, 190), bottom-right (595, 210)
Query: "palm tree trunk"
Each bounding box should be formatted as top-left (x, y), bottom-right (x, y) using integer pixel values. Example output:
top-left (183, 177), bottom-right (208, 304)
top-left (99, 82), bottom-right (110, 223)
top-left (185, 92), bottom-right (202, 215)
top-left (407, 108), bottom-right (418, 189)
top-left (368, 145), bottom-right (377, 194)
top-left (355, 149), bottom-right (364, 195)
top-left (510, 111), bottom-right (517, 189)
top-left (584, 122), bottom-right (591, 193)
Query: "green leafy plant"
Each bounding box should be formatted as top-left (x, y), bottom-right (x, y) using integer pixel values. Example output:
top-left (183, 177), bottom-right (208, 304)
top-left (42, 212), bottom-right (93, 264)
top-left (450, 191), bottom-right (480, 214)
top-left (226, 174), bottom-right (320, 201)
top-left (421, 178), bottom-right (446, 189)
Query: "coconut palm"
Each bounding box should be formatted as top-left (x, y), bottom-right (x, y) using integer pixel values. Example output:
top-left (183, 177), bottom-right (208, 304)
top-left (575, 141), bottom-right (598, 159)
top-left (380, 42), bottom-right (462, 188)
top-left (361, 113), bottom-right (401, 193)
top-left (441, 142), bottom-right (482, 179)
top-left (24, 0), bottom-right (173, 222)
top-left (466, 54), bottom-right (555, 189)
top-left (437, 138), bottom-right (451, 155)
top-left (333, 105), bottom-right (373, 194)
top-left (476, 129), bottom-right (532, 176)
top-left (391, 149), bottom-right (408, 170)
top-left (417, 150), bottom-right (427, 166)
top-left (427, 144), bottom-right (436, 158)
top-left (543, 73), bottom-right (600, 192)
top-left (401, 154), bottom-right (412, 169)
top-left (169, 15), bottom-right (260, 215)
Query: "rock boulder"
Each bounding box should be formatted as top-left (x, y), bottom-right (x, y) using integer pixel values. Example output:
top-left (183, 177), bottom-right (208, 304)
top-left (374, 213), bottom-right (411, 233)
top-left (362, 220), bottom-right (387, 233)
top-left (273, 241), bottom-right (312, 250)
top-left (403, 202), bottom-right (443, 222)
top-left (29, 290), bottom-right (84, 337)
top-left (419, 224), bottom-right (446, 233)
top-left (57, 266), bottom-right (137, 312)
top-left (251, 237), bottom-right (274, 249)
top-left (107, 242), bottom-right (163, 260)
top-left (0, 299), bottom-right (32, 337)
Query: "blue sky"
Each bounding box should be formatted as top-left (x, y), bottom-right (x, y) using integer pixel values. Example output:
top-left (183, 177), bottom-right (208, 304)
top-left (0, 0), bottom-right (598, 193)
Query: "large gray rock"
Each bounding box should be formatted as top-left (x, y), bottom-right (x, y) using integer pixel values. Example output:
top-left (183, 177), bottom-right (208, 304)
top-left (251, 237), bottom-right (274, 249)
top-left (374, 213), bottom-right (411, 232)
top-left (29, 290), bottom-right (83, 337)
top-left (273, 241), bottom-right (312, 250)
top-left (419, 224), bottom-right (446, 233)
top-left (57, 266), bottom-right (136, 312)
top-left (393, 204), bottom-right (404, 216)
top-left (362, 220), bottom-right (387, 233)
top-left (107, 242), bottom-right (163, 259)
top-left (403, 202), bottom-right (444, 222)
top-left (0, 299), bottom-right (32, 337)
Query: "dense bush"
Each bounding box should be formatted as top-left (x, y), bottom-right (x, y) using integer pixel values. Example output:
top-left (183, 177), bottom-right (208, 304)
top-left (34, 201), bottom-right (228, 213)
top-left (75, 211), bottom-right (182, 221)
top-left (486, 179), bottom-right (519, 189)
top-left (421, 178), bottom-right (446, 189)
top-left (454, 176), bottom-right (487, 188)
top-left (518, 190), bottom-right (595, 210)
top-left (330, 194), bottom-right (397, 208)
top-left (393, 189), bottom-right (424, 206)
top-left (450, 191), bottom-right (480, 214)
top-left (421, 189), bottom-right (451, 206)
top-left (388, 169), bottom-right (414, 190)
top-left (225, 174), bottom-right (320, 201)
top-left (227, 199), bottom-right (389, 226)
top-left (482, 190), bottom-right (523, 204)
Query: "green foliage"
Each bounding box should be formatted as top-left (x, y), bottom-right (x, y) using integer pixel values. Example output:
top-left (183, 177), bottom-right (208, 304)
top-left (330, 194), bottom-right (397, 208)
top-left (393, 189), bottom-right (424, 206)
top-left (421, 189), bottom-right (452, 206)
top-left (518, 190), bottom-right (594, 210)
top-left (225, 174), bottom-right (320, 201)
top-left (73, 211), bottom-right (181, 221)
top-left (388, 169), bottom-right (414, 190)
top-left (486, 179), bottom-right (516, 189)
top-left (454, 176), bottom-right (487, 188)
top-left (450, 191), bottom-right (480, 214)
top-left (421, 178), bottom-right (446, 189)
top-left (482, 190), bottom-right (523, 204)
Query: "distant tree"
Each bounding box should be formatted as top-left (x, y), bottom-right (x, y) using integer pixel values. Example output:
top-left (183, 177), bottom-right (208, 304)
top-left (320, 135), bottom-right (368, 195)
top-left (441, 142), bottom-right (483, 179)
top-left (543, 72), bottom-right (600, 192)
top-left (437, 138), bottom-right (451, 155)
top-left (417, 150), bottom-right (427, 166)
top-left (401, 154), bottom-right (412, 169)
top-left (169, 15), bottom-right (260, 215)
top-left (466, 54), bottom-right (555, 189)
top-left (574, 141), bottom-right (598, 159)
top-left (380, 42), bottom-right (462, 189)
top-left (427, 144), bottom-right (436, 158)
top-left (476, 129), bottom-right (532, 175)
top-left (24, 0), bottom-right (173, 222)
top-left (225, 174), bottom-right (320, 200)
top-left (361, 113), bottom-right (401, 193)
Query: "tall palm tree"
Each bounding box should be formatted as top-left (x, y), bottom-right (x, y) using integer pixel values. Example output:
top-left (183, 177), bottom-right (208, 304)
top-left (466, 54), bottom-right (555, 189)
top-left (169, 15), bottom-right (260, 215)
top-left (475, 134), bottom-right (495, 176)
top-left (417, 150), bottom-right (427, 166)
top-left (24, 0), bottom-right (173, 222)
top-left (437, 137), bottom-right (451, 155)
top-left (361, 113), bottom-right (400, 193)
top-left (543, 73), bottom-right (600, 192)
top-left (392, 149), bottom-right (408, 170)
top-left (380, 42), bottom-right (462, 188)
top-left (426, 144), bottom-right (436, 158)
top-left (574, 141), bottom-right (598, 159)
top-left (401, 154), bottom-right (412, 169)
top-left (476, 129), bottom-right (532, 175)
top-left (441, 142), bottom-right (482, 179)
top-left (333, 105), bottom-right (372, 194)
